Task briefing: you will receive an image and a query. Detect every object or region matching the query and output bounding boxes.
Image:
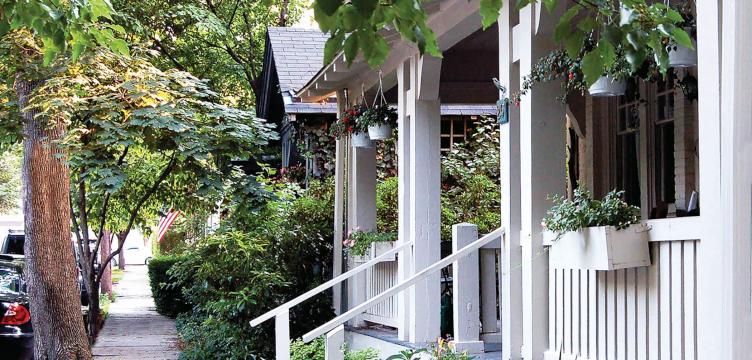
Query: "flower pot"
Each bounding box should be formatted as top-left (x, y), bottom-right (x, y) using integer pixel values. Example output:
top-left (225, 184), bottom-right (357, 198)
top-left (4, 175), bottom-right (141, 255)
top-left (367, 124), bottom-right (393, 140)
top-left (544, 223), bottom-right (650, 270)
top-left (351, 132), bottom-right (372, 148)
top-left (669, 42), bottom-right (698, 68)
top-left (588, 76), bottom-right (627, 97)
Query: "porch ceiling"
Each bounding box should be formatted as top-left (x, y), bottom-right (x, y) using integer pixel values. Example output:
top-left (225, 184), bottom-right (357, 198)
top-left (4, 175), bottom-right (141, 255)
top-left (298, 0), bottom-right (485, 102)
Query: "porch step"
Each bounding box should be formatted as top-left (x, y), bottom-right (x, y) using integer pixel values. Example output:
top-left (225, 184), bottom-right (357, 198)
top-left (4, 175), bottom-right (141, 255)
top-left (345, 325), bottom-right (503, 359)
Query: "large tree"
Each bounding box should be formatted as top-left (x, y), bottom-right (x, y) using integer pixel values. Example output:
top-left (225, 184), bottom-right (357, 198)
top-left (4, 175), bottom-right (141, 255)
top-left (25, 47), bottom-right (275, 335)
top-left (112, 0), bottom-right (306, 106)
top-left (0, 1), bottom-right (130, 358)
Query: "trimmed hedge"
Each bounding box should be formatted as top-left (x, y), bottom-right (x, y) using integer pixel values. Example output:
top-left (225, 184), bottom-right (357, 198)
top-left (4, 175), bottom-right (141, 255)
top-left (147, 255), bottom-right (191, 318)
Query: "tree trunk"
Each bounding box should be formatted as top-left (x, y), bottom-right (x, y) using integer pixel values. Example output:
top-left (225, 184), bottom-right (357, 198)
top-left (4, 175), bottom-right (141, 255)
top-left (117, 232), bottom-right (126, 270)
top-left (17, 78), bottom-right (92, 359)
top-left (100, 232), bottom-right (112, 298)
top-left (86, 279), bottom-right (100, 340)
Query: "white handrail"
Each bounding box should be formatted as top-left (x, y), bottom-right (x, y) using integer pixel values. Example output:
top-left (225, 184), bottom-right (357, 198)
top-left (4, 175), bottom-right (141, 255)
top-left (302, 227), bottom-right (504, 342)
top-left (250, 241), bottom-right (413, 327)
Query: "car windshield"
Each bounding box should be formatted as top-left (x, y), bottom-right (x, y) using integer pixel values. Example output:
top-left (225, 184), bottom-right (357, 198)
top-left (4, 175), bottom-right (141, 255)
top-left (0, 267), bottom-right (23, 294)
top-left (3, 235), bottom-right (24, 255)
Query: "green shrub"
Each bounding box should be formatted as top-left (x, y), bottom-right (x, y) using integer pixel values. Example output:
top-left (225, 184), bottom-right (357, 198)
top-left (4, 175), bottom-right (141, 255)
top-left (177, 313), bottom-right (260, 360)
top-left (345, 230), bottom-right (397, 256)
top-left (376, 177), bottom-right (398, 233)
top-left (291, 338), bottom-right (379, 360)
top-left (147, 255), bottom-right (191, 318)
top-left (542, 188), bottom-right (641, 240)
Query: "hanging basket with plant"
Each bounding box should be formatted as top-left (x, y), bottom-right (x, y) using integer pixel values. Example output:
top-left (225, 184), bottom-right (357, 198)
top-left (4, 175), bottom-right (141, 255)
top-left (362, 71), bottom-right (397, 141)
top-left (329, 104), bottom-right (373, 148)
top-left (507, 0), bottom-right (697, 103)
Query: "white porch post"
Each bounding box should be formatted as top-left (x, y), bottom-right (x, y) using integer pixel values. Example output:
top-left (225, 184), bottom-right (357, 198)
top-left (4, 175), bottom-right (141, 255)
top-left (452, 223), bottom-right (484, 354)
top-left (348, 93), bottom-right (377, 327)
top-left (333, 89), bottom-right (347, 315)
top-left (396, 59), bottom-right (413, 341)
top-left (406, 54), bottom-right (442, 343)
top-left (499, 2), bottom-right (523, 359)
top-left (519, 4), bottom-right (565, 359)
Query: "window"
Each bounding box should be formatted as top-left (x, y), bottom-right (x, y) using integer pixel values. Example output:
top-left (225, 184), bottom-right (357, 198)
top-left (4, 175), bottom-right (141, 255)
top-left (440, 115), bottom-right (476, 153)
top-left (613, 79), bottom-right (642, 207)
top-left (650, 72), bottom-right (677, 216)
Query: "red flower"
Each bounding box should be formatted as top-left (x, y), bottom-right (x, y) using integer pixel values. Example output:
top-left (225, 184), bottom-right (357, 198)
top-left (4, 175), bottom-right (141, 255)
top-left (348, 126), bottom-right (354, 132)
top-left (568, 72), bottom-right (574, 81)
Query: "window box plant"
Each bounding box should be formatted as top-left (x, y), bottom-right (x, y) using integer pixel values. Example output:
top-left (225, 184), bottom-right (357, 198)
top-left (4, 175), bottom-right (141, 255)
top-left (345, 229), bottom-right (397, 262)
top-left (541, 189), bottom-right (650, 270)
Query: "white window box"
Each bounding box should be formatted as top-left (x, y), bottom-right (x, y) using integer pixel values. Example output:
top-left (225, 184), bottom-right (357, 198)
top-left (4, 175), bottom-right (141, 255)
top-left (352, 241), bottom-right (397, 263)
top-left (544, 223), bottom-right (651, 270)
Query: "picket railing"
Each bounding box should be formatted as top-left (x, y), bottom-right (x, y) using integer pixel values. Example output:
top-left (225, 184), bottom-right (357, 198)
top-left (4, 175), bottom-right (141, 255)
top-left (302, 226), bottom-right (504, 356)
top-left (249, 240), bottom-right (414, 360)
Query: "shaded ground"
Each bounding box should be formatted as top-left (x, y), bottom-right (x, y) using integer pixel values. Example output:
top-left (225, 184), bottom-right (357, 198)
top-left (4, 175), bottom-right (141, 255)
top-left (92, 265), bottom-right (180, 359)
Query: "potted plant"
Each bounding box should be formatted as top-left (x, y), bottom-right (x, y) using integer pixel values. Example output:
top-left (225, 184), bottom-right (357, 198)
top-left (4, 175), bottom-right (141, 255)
top-left (361, 104), bottom-right (397, 141)
top-left (588, 57), bottom-right (630, 97)
top-left (344, 229), bottom-right (397, 261)
top-left (329, 104), bottom-right (372, 148)
top-left (541, 188), bottom-right (650, 270)
top-left (668, 2), bottom-right (697, 68)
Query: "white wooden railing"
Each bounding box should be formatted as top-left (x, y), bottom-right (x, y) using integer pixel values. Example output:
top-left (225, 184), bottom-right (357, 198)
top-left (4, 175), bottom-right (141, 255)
top-left (249, 241), bottom-right (413, 360)
top-left (303, 226), bottom-right (505, 357)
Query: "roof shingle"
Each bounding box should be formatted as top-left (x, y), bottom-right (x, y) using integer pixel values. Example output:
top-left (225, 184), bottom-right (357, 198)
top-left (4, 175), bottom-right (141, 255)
top-left (267, 27), bottom-right (329, 95)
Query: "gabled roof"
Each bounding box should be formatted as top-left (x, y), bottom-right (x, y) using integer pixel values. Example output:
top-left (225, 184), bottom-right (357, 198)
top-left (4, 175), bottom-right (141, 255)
top-left (267, 27), bottom-right (330, 95)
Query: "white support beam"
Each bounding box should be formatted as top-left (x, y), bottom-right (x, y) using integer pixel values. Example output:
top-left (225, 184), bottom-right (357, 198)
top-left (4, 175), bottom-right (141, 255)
top-left (275, 310), bottom-right (291, 360)
top-left (519, 4), bottom-right (565, 359)
top-left (333, 89), bottom-right (347, 316)
top-left (452, 223), bottom-right (484, 354)
top-left (325, 325), bottom-right (345, 360)
top-left (396, 59), bottom-right (413, 341)
top-left (406, 54), bottom-right (442, 344)
top-left (499, 3), bottom-right (523, 360)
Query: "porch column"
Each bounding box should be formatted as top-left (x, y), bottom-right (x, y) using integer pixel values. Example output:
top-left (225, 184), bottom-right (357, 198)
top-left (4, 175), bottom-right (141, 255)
top-left (406, 54), bottom-right (442, 343)
top-left (396, 59), bottom-right (413, 341)
top-left (333, 89), bottom-right (347, 315)
top-left (499, 3), bottom-right (523, 359)
top-left (519, 4), bottom-right (566, 359)
top-left (348, 94), bottom-right (377, 327)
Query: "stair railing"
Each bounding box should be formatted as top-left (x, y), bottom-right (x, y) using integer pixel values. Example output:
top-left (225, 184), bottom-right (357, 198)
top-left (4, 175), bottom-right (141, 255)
top-left (249, 240), bottom-right (414, 359)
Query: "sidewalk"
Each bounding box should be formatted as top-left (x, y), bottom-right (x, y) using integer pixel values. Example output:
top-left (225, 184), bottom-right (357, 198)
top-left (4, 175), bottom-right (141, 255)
top-left (92, 265), bottom-right (180, 359)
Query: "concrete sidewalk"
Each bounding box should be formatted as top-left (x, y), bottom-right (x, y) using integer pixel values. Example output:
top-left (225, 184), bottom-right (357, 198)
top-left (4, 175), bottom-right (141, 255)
top-left (92, 265), bottom-right (180, 359)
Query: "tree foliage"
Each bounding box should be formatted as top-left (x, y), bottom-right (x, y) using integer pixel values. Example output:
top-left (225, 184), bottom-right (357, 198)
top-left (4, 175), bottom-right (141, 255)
top-left (111, 0), bottom-right (306, 105)
top-left (0, 146), bottom-right (21, 214)
top-left (312, 0), bottom-right (694, 83)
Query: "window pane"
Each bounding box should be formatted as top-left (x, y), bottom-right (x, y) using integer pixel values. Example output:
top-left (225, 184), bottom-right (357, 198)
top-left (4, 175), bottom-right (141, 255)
top-left (616, 133), bottom-right (641, 207)
top-left (441, 137), bottom-right (451, 150)
top-left (441, 118), bottom-right (451, 134)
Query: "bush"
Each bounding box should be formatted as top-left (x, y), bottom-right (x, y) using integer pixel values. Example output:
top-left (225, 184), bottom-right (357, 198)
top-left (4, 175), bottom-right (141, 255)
top-left (290, 338), bottom-right (379, 360)
top-left (171, 178), bottom-right (337, 359)
top-left (542, 188), bottom-right (641, 240)
top-left (147, 255), bottom-right (191, 318)
top-left (376, 177), bottom-right (398, 233)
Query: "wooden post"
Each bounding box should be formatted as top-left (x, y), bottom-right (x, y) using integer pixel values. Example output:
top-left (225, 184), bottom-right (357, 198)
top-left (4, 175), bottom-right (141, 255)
top-left (275, 310), bottom-right (290, 360)
top-left (406, 54), bottom-right (443, 343)
top-left (499, 2), bottom-right (523, 359)
top-left (519, 4), bottom-right (566, 358)
top-left (325, 325), bottom-right (345, 360)
top-left (333, 89), bottom-right (348, 315)
top-left (452, 223), bottom-right (484, 354)
top-left (396, 59), bottom-right (413, 341)
top-left (479, 249), bottom-right (499, 338)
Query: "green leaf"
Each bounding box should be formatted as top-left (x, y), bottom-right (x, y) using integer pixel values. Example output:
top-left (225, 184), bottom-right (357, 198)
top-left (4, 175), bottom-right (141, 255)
top-left (479, 0), bottom-right (503, 29)
top-left (340, 5), bottom-right (362, 32)
top-left (516, 0), bottom-right (531, 10)
top-left (324, 32), bottom-right (345, 65)
top-left (110, 39), bottom-right (130, 57)
top-left (352, 0), bottom-right (378, 18)
top-left (581, 50), bottom-right (605, 86)
top-left (317, 0), bottom-right (344, 16)
top-left (625, 49), bottom-right (646, 72)
top-left (619, 5), bottom-right (638, 26)
top-left (564, 31), bottom-right (584, 60)
top-left (598, 39), bottom-right (616, 69)
top-left (554, 5), bottom-right (581, 43)
top-left (665, 8), bottom-right (683, 23)
top-left (343, 33), bottom-right (359, 64)
top-left (671, 28), bottom-right (694, 49)
top-left (577, 17), bottom-right (596, 33)
top-left (543, 0), bottom-right (557, 13)
top-left (89, 0), bottom-right (114, 20)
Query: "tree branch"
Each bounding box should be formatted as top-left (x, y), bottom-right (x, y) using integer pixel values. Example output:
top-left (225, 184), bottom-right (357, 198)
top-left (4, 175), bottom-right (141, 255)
top-left (97, 154), bottom-right (178, 283)
top-left (90, 146), bottom-right (130, 269)
top-left (149, 36), bottom-right (186, 72)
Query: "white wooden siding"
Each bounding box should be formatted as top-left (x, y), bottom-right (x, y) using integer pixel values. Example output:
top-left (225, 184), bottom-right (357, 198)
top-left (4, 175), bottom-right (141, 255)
top-left (548, 240), bottom-right (697, 360)
top-left (362, 261), bottom-right (398, 327)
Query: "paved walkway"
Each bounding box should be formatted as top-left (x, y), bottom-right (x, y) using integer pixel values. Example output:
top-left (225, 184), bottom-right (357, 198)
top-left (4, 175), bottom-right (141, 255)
top-left (92, 265), bottom-right (180, 359)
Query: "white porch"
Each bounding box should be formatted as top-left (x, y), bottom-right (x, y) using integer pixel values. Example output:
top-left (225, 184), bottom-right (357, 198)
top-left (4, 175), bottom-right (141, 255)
top-left (251, 0), bottom-right (752, 359)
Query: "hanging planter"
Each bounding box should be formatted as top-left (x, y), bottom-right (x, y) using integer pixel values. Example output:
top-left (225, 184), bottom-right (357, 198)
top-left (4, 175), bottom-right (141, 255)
top-left (351, 131), bottom-right (373, 148)
top-left (669, 41), bottom-right (697, 68)
top-left (360, 70), bottom-right (397, 141)
top-left (368, 123), bottom-right (393, 140)
top-left (588, 75), bottom-right (627, 97)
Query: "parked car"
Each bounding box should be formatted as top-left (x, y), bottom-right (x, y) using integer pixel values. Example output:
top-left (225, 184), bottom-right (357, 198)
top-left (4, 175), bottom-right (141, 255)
top-left (1, 231), bottom-right (95, 306)
top-left (124, 246), bottom-right (152, 265)
top-left (0, 255), bottom-right (32, 360)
